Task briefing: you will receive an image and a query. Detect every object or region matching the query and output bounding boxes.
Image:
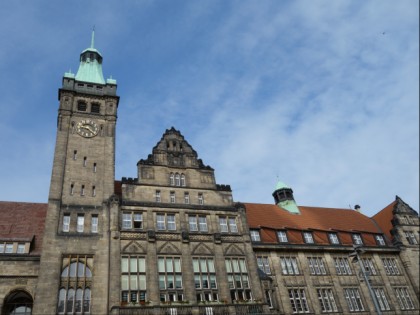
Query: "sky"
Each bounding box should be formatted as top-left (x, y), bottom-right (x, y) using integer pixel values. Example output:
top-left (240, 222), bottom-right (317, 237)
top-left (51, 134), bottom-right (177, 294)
top-left (0, 0), bottom-right (418, 217)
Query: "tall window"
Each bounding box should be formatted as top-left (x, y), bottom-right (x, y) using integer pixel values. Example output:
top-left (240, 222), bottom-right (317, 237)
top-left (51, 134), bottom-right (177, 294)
top-left (404, 231), bottom-right (418, 245)
top-left (277, 231), bottom-right (288, 243)
top-left (361, 258), bottom-right (377, 275)
top-left (250, 230), bottom-right (261, 242)
top-left (155, 190), bottom-right (161, 202)
top-left (81, 185), bottom-right (85, 196)
top-left (344, 288), bottom-right (364, 312)
top-left (288, 289), bottom-right (309, 313)
top-left (317, 288), bottom-right (338, 313)
top-left (63, 215), bottom-right (70, 232)
top-left (256, 256), bottom-right (271, 274)
top-left (219, 217), bottom-right (238, 233)
top-left (184, 192), bottom-right (190, 204)
top-left (225, 258), bottom-right (251, 301)
top-left (175, 174), bottom-right (181, 186)
top-left (91, 216), bottom-right (98, 233)
top-left (328, 233), bottom-right (340, 244)
top-left (189, 215), bottom-right (208, 232)
top-left (77, 215), bottom-right (84, 233)
top-left (180, 174), bottom-right (186, 186)
top-left (121, 256), bottom-right (146, 304)
top-left (198, 193), bottom-right (204, 205)
top-left (303, 232), bottom-right (314, 244)
top-left (382, 258), bottom-right (400, 275)
top-left (169, 173), bottom-right (175, 186)
top-left (157, 214), bottom-right (176, 231)
top-left (307, 257), bottom-right (327, 275)
top-left (193, 257), bottom-right (218, 302)
top-left (334, 257), bottom-right (352, 275)
top-left (58, 255), bottom-right (92, 314)
top-left (170, 192), bottom-right (176, 204)
top-left (352, 234), bottom-right (363, 245)
top-left (373, 288), bottom-right (390, 311)
top-left (394, 287), bottom-right (414, 310)
top-left (280, 257), bottom-right (300, 275)
top-left (158, 257), bottom-right (183, 302)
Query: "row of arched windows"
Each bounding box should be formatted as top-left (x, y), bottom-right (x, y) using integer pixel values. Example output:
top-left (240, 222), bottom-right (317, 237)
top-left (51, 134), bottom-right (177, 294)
top-left (169, 173), bottom-right (186, 187)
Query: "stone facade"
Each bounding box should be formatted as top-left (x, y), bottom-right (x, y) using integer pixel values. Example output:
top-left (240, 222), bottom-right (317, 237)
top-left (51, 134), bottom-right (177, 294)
top-left (0, 38), bottom-right (419, 315)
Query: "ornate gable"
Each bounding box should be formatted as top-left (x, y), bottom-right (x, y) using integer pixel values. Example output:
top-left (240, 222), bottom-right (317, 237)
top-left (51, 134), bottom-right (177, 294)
top-left (122, 241), bottom-right (146, 254)
top-left (137, 127), bottom-right (213, 170)
top-left (191, 243), bottom-right (214, 256)
top-left (157, 241), bottom-right (182, 255)
top-left (393, 196), bottom-right (419, 216)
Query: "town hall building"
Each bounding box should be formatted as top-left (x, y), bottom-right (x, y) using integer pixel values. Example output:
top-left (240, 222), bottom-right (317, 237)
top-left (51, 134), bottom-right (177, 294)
top-left (0, 34), bottom-right (419, 315)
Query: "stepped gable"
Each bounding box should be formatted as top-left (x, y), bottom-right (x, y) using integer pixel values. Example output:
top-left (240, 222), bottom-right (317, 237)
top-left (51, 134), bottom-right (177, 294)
top-left (0, 201), bottom-right (47, 255)
top-left (373, 196), bottom-right (419, 241)
top-left (137, 127), bottom-right (213, 170)
top-left (245, 203), bottom-right (383, 246)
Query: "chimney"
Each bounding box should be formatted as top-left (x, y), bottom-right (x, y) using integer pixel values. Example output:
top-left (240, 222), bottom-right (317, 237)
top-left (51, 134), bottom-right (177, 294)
top-left (354, 205), bottom-right (361, 212)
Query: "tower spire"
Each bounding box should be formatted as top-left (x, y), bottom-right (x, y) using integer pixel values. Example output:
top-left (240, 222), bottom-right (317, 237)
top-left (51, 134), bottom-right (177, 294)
top-left (91, 26), bottom-right (95, 48)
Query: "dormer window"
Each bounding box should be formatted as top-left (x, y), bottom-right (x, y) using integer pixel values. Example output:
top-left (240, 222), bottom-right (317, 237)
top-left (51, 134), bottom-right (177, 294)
top-left (303, 232), bottom-right (314, 244)
top-left (352, 234), bottom-right (363, 245)
top-left (250, 230), bottom-right (261, 242)
top-left (277, 231), bottom-right (288, 243)
top-left (375, 235), bottom-right (386, 246)
top-left (328, 233), bottom-right (340, 245)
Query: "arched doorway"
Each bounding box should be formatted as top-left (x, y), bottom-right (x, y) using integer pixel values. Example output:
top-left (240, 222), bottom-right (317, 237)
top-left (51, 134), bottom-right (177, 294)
top-left (2, 290), bottom-right (33, 315)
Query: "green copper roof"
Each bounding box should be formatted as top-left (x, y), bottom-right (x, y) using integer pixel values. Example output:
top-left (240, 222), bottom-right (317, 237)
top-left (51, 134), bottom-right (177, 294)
top-left (274, 181), bottom-right (290, 191)
top-left (277, 199), bottom-right (301, 214)
top-left (75, 30), bottom-right (106, 84)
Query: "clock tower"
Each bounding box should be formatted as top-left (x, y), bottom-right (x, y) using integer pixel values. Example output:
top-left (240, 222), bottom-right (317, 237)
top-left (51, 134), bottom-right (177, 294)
top-left (33, 32), bottom-right (120, 314)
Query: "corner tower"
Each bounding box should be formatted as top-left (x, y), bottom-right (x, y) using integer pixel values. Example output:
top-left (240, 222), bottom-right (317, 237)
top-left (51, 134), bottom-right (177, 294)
top-left (34, 32), bottom-right (119, 315)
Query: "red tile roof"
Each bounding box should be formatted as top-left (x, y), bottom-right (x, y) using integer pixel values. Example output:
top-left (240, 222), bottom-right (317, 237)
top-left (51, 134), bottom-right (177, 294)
top-left (372, 200), bottom-right (396, 241)
top-left (0, 201), bottom-right (47, 255)
top-left (245, 203), bottom-right (384, 246)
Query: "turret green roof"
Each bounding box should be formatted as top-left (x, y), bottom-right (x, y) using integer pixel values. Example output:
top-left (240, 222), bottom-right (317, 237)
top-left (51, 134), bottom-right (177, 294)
top-left (274, 181), bottom-right (290, 191)
top-left (75, 30), bottom-right (106, 84)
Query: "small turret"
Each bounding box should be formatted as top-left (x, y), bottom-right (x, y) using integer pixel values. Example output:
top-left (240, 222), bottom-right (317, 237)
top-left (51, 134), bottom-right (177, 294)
top-left (74, 30), bottom-right (106, 84)
top-left (272, 181), bottom-right (300, 214)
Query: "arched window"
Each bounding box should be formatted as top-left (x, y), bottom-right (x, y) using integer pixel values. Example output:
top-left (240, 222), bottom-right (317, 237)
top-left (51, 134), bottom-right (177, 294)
top-left (170, 173), bottom-right (175, 186)
top-left (175, 173), bottom-right (181, 186)
top-left (180, 174), bottom-right (186, 187)
top-left (3, 290), bottom-right (33, 315)
top-left (58, 257), bottom-right (92, 314)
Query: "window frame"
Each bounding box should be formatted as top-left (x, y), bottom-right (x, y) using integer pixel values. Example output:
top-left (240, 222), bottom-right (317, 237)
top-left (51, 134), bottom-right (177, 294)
top-left (352, 234), bottom-right (363, 245)
top-left (303, 232), bottom-right (315, 244)
top-left (277, 230), bottom-right (288, 243)
top-left (328, 233), bottom-right (340, 245)
top-left (280, 256), bottom-right (300, 275)
top-left (317, 288), bottom-right (338, 313)
top-left (250, 230), bottom-right (261, 242)
top-left (156, 213), bottom-right (177, 231)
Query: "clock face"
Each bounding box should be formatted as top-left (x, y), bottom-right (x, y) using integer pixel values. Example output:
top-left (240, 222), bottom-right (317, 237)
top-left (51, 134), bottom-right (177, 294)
top-left (76, 119), bottom-right (99, 138)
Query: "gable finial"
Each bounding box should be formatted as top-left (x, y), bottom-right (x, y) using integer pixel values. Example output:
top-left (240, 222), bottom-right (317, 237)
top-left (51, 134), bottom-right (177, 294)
top-left (91, 26), bottom-right (95, 48)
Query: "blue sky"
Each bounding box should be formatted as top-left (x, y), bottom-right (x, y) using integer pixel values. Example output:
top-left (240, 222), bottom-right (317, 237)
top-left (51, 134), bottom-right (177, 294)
top-left (0, 0), bottom-right (418, 217)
